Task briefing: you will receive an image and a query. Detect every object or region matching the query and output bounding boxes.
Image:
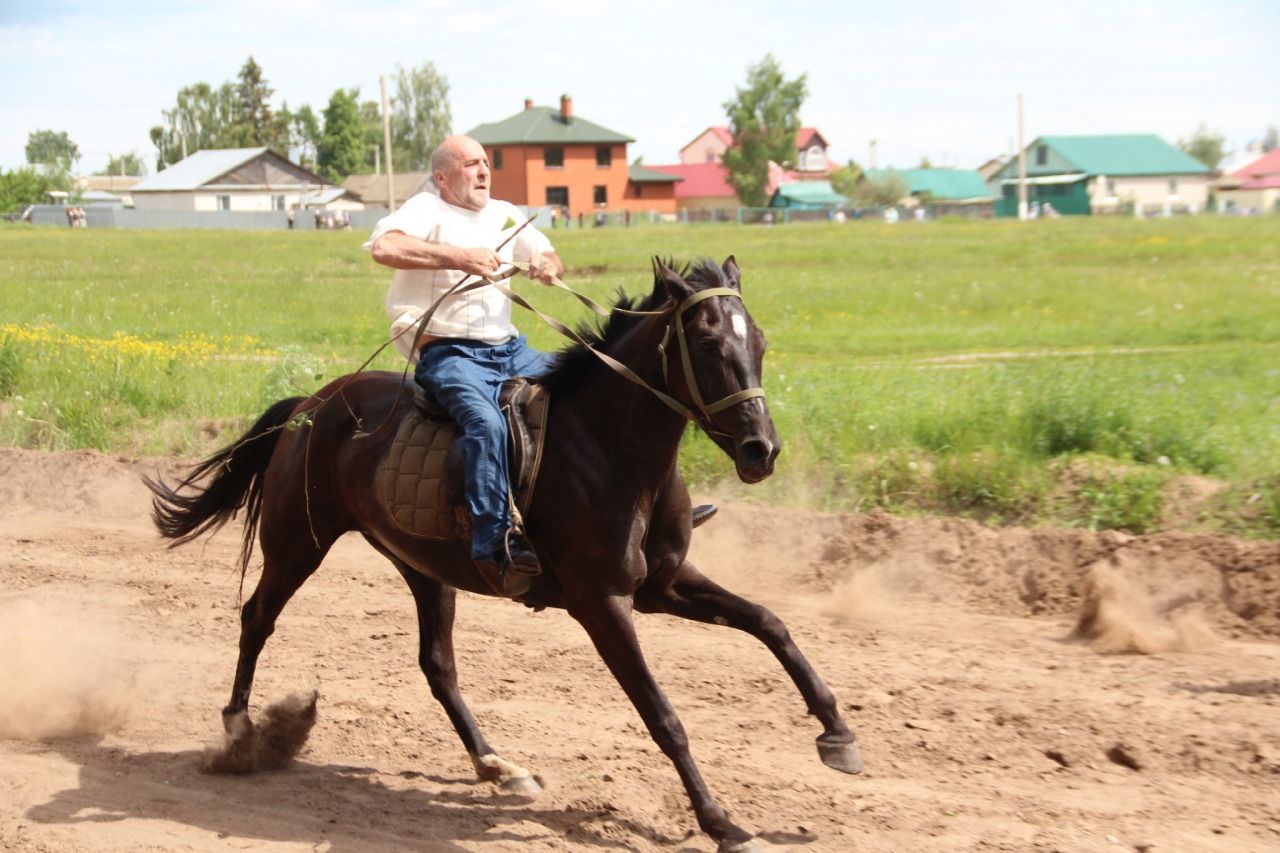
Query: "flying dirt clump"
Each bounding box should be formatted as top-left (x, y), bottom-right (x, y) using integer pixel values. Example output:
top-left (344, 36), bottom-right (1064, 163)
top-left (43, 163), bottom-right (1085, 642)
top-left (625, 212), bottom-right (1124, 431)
top-left (202, 691), bottom-right (318, 774)
top-left (1070, 562), bottom-right (1220, 654)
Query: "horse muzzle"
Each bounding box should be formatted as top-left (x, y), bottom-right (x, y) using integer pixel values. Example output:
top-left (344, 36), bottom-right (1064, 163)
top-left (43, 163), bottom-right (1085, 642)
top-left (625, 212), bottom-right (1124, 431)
top-left (734, 433), bottom-right (778, 483)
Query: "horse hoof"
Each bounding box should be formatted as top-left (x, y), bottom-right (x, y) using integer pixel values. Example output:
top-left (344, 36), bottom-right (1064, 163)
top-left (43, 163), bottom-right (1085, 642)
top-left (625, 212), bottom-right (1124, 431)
top-left (500, 774), bottom-right (543, 798)
top-left (817, 738), bottom-right (864, 775)
top-left (718, 838), bottom-right (763, 853)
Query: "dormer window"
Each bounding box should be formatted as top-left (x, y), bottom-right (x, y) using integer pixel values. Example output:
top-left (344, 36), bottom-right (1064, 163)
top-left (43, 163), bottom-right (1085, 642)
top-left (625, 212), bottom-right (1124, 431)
top-left (801, 144), bottom-right (825, 171)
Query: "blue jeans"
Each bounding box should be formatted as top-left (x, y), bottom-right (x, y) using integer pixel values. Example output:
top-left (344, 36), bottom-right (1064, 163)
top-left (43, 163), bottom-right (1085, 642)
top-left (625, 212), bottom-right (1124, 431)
top-left (414, 335), bottom-right (552, 560)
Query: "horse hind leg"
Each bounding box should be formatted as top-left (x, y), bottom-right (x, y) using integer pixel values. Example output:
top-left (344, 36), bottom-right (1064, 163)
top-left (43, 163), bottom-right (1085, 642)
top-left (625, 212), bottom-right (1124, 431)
top-left (207, 529), bottom-right (335, 774)
top-left (375, 541), bottom-right (541, 797)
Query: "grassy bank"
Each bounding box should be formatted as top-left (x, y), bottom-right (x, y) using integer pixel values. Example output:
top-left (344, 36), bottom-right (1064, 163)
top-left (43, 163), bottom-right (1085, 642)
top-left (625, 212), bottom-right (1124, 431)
top-left (2, 216), bottom-right (1277, 535)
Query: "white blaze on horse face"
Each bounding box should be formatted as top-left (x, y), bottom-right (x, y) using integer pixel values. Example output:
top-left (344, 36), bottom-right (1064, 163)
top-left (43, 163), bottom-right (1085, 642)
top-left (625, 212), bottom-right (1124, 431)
top-left (731, 313), bottom-right (747, 340)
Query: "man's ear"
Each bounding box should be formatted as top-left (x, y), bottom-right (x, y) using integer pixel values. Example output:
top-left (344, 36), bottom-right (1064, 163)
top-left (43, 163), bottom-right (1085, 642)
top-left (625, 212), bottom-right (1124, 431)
top-left (721, 255), bottom-right (741, 290)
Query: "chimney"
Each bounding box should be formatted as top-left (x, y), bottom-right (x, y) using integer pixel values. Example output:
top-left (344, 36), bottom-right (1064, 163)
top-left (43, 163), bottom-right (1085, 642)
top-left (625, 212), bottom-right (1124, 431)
top-left (560, 94), bottom-right (573, 121)
top-left (524, 98), bottom-right (533, 110)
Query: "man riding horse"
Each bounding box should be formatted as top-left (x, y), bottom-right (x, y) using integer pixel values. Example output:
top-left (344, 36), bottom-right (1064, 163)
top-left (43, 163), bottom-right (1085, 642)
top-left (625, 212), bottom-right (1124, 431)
top-left (365, 135), bottom-right (712, 598)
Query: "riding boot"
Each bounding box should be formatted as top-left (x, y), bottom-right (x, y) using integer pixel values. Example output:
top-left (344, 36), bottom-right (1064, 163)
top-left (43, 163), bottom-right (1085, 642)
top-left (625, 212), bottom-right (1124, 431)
top-left (473, 530), bottom-right (541, 599)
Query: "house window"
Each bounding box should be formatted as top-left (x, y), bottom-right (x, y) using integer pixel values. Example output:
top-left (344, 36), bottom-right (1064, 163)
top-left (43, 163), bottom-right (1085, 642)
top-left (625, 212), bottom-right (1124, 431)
top-left (217, 195), bottom-right (231, 211)
top-left (705, 150), bottom-right (715, 163)
top-left (1107, 178), bottom-right (1117, 196)
top-left (544, 147), bottom-right (564, 168)
top-left (594, 185), bottom-right (607, 205)
top-left (493, 149), bottom-right (503, 170)
top-left (596, 146), bottom-right (612, 167)
top-left (1168, 177), bottom-right (1178, 195)
top-left (634, 184), bottom-right (644, 198)
top-left (546, 186), bottom-right (569, 207)
top-left (1035, 145), bottom-right (1047, 166)
top-left (272, 194), bottom-right (286, 211)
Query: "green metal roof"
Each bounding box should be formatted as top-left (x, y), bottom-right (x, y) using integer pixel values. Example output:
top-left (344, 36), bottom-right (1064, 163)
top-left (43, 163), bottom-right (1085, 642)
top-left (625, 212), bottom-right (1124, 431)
top-left (867, 168), bottom-right (993, 200)
top-left (769, 180), bottom-right (847, 208)
top-left (1035, 135), bottom-right (1209, 177)
top-left (628, 165), bottom-right (681, 183)
top-left (467, 106), bottom-right (633, 145)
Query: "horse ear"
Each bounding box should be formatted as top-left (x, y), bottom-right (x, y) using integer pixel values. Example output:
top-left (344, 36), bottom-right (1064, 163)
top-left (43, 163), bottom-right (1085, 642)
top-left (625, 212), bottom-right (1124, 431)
top-left (652, 256), bottom-right (692, 302)
top-left (721, 255), bottom-right (741, 289)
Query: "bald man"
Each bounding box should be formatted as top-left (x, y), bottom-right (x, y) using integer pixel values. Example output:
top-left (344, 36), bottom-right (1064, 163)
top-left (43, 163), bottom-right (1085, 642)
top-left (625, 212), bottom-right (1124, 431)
top-left (366, 135), bottom-right (564, 598)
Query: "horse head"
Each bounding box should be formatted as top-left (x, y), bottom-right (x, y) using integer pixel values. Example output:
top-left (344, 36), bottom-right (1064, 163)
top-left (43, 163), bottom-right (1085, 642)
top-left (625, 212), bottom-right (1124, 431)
top-left (652, 256), bottom-right (780, 483)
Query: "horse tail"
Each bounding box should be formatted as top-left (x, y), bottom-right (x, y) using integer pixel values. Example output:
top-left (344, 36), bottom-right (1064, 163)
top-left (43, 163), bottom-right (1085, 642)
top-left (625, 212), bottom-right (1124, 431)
top-left (145, 397), bottom-right (305, 577)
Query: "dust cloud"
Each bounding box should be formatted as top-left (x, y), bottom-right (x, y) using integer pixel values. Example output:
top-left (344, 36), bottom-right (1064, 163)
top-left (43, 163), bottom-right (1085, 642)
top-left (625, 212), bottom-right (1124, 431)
top-left (1071, 562), bottom-right (1220, 654)
top-left (0, 598), bottom-right (139, 739)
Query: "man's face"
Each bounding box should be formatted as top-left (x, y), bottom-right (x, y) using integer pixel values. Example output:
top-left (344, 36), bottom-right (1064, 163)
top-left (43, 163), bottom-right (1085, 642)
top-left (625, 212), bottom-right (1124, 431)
top-left (436, 139), bottom-right (491, 211)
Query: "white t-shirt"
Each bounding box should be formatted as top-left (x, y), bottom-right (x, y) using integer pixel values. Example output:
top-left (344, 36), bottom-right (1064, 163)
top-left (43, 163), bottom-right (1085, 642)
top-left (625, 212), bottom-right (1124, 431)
top-left (364, 192), bottom-right (554, 360)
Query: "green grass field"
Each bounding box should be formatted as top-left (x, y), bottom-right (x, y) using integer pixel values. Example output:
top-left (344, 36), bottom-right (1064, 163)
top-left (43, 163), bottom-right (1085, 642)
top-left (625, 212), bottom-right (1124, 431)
top-left (3, 216), bottom-right (1278, 536)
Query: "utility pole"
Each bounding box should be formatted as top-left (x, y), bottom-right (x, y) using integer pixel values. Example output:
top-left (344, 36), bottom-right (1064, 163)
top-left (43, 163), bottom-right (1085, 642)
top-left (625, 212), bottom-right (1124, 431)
top-left (1017, 94), bottom-right (1028, 221)
top-left (869, 139), bottom-right (877, 170)
top-left (380, 75), bottom-right (396, 212)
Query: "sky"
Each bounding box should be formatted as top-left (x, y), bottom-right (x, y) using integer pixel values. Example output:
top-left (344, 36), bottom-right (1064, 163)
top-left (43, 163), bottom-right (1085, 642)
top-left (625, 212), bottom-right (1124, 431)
top-left (2, 0), bottom-right (1277, 176)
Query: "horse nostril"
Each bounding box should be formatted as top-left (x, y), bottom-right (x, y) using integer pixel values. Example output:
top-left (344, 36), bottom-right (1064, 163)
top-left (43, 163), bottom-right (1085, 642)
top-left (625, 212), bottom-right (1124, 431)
top-left (740, 437), bottom-right (774, 466)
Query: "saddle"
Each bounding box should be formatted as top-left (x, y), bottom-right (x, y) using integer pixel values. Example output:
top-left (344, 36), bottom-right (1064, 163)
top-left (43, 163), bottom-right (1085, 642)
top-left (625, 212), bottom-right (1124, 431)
top-left (376, 378), bottom-right (551, 541)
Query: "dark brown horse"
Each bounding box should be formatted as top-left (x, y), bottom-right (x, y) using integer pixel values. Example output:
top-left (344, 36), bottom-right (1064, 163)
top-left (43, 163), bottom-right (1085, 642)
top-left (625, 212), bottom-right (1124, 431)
top-left (148, 256), bottom-right (862, 853)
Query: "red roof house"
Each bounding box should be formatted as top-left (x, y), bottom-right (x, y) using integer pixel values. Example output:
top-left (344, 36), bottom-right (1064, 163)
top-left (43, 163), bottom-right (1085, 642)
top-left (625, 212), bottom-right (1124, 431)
top-left (1215, 148), bottom-right (1280, 214)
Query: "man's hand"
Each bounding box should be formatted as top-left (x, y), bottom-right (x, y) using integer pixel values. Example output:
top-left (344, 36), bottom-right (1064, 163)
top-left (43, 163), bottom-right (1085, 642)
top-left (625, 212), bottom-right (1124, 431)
top-left (456, 247), bottom-right (502, 278)
top-left (527, 251), bottom-right (564, 285)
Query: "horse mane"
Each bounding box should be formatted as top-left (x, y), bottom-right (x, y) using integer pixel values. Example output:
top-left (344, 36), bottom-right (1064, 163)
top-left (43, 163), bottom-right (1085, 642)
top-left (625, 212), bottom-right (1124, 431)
top-left (539, 257), bottom-right (729, 394)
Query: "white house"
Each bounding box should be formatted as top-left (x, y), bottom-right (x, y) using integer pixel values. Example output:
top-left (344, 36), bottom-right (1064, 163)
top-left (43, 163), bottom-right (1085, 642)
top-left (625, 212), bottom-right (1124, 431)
top-left (130, 147), bottom-right (357, 212)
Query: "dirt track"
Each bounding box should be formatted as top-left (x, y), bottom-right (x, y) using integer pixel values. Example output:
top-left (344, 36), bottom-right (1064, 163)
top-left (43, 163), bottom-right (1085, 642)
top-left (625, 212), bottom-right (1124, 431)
top-left (1, 448), bottom-right (1278, 852)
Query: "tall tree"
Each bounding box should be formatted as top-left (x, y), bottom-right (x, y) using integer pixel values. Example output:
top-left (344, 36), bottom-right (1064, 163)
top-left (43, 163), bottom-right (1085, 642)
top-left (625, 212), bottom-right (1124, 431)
top-left (391, 62), bottom-right (452, 171)
top-left (150, 81), bottom-right (243, 169)
top-left (25, 129), bottom-right (80, 174)
top-left (236, 56), bottom-right (288, 149)
top-left (359, 98), bottom-right (383, 172)
top-left (317, 88), bottom-right (364, 184)
top-left (291, 104), bottom-right (321, 168)
top-left (1178, 123), bottom-right (1226, 171)
top-left (97, 152), bottom-right (147, 176)
top-left (721, 54), bottom-right (808, 207)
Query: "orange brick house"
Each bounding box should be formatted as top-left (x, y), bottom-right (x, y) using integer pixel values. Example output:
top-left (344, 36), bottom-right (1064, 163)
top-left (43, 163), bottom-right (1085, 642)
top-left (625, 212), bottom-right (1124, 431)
top-left (467, 96), bottom-right (679, 218)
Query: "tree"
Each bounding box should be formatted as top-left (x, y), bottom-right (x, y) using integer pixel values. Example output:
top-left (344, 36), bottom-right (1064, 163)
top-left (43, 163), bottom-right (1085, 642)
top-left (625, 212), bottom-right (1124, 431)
top-left (0, 167), bottom-right (63, 213)
top-left (25, 129), bottom-right (80, 174)
top-left (855, 171), bottom-right (907, 207)
top-left (97, 152), bottom-right (147, 176)
top-left (1264, 125), bottom-right (1278, 154)
top-left (317, 88), bottom-right (364, 184)
top-left (721, 54), bottom-right (808, 207)
top-left (358, 98), bottom-right (383, 172)
top-left (292, 104), bottom-right (321, 168)
top-left (236, 56), bottom-right (289, 150)
top-left (150, 81), bottom-right (243, 169)
top-left (391, 62), bottom-right (452, 172)
top-left (1178, 123), bottom-right (1226, 171)
top-left (829, 159), bottom-right (862, 199)
top-left (918, 156), bottom-right (933, 168)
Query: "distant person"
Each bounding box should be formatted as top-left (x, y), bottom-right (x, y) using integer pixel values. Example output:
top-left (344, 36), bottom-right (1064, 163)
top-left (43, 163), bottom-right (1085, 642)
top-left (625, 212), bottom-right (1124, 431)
top-left (577, 211), bottom-right (584, 229)
top-left (287, 207), bottom-right (296, 229)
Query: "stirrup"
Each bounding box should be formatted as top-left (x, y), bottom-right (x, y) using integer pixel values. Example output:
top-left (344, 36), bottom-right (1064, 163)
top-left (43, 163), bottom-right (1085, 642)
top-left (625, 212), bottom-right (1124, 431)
top-left (691, 503), bottom-right (718, 528)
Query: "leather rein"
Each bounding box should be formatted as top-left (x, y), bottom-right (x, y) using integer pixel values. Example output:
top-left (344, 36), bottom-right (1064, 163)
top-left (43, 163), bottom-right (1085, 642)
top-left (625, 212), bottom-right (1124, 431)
top-left (444, 263), bottom-right (766, 440)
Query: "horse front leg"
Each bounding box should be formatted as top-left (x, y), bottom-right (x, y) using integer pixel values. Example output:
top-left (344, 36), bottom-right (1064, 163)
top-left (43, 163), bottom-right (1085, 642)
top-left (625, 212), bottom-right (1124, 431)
top-left (392, 559), bottom-right (541, 796)
top-left (571, 593), bottom-right (760, 853)
top-left (636, 561), bottom-right (863, 775)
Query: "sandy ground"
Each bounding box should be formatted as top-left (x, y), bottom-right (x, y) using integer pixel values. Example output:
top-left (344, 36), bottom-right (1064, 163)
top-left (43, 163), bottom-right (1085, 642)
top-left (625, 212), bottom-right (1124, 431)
top-left (1, 447), bottom-right (1278, 853)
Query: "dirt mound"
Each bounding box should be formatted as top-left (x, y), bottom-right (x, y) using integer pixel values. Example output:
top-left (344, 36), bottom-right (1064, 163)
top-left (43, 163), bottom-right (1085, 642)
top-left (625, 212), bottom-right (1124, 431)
top-left (694, 503), bottom-right (1280, 640)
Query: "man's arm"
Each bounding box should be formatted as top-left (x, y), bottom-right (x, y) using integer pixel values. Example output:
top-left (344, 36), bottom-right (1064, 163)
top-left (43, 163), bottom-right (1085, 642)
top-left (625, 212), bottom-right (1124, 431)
top-left (371, 230), bottom-right (501, 277)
